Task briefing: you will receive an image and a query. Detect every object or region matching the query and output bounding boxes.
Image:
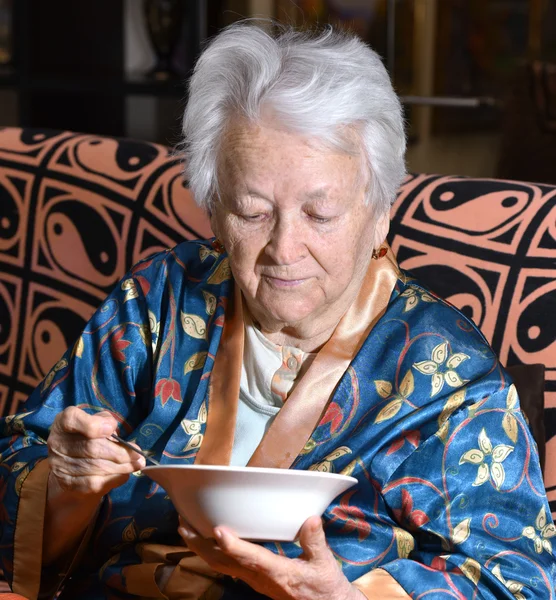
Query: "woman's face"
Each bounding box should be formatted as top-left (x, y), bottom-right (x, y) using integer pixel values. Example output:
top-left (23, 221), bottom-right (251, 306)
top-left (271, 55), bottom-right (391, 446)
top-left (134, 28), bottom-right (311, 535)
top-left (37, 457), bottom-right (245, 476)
top-left (210, 119), bottom-right (388, 334)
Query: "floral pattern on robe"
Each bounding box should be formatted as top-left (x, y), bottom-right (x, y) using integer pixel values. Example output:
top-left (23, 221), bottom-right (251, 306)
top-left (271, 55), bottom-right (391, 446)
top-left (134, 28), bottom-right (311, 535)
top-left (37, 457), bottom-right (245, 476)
top-left (0, 240), bottom-right (554, 599)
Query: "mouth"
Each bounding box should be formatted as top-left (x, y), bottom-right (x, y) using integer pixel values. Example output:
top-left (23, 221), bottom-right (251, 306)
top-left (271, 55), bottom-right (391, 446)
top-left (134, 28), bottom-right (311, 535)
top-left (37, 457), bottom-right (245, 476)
top-left (263, 275), bottom-right (307, 288)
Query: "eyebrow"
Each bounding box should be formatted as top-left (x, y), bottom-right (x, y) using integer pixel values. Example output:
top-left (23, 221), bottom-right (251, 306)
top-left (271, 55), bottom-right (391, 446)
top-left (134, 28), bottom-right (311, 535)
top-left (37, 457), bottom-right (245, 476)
top-left (303, 188), bottom-right (331, 201)
top-left (244, 187), bottom-right (332, 201)
top-left (245, 190), bottom-right (271, 200)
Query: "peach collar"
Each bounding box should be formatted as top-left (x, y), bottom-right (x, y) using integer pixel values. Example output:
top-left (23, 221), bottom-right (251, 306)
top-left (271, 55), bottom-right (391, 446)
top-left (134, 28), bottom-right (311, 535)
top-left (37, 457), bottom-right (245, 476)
top-left (194, 246), bottom-right (402, 468)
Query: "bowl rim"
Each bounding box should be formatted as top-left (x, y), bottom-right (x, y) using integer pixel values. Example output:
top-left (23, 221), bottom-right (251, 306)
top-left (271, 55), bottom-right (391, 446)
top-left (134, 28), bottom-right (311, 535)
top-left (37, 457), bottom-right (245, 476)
top-left (142, 464), bottom-right (357, 484)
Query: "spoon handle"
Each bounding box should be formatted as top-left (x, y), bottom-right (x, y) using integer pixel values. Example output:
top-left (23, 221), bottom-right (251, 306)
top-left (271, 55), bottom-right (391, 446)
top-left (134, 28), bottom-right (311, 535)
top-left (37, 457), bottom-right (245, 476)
top-left (110, 434), bottom-right (161, 466)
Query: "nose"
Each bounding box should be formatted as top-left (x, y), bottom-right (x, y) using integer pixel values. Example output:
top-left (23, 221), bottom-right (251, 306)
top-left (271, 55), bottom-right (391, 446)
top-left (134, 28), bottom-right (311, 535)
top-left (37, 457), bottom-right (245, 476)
top-left (264, 216), bottom-right (306, 266)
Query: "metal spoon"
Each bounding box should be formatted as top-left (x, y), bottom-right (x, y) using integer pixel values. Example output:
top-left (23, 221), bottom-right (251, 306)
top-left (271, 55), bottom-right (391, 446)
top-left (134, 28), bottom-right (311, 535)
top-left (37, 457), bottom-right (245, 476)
top-left (110, 434), bottom-right (161, 467)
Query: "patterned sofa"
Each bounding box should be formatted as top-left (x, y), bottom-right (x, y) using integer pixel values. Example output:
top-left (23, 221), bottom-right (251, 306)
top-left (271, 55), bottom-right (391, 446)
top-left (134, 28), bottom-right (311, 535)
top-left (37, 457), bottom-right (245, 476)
top-left (0, 127), bottom-right (555, 527)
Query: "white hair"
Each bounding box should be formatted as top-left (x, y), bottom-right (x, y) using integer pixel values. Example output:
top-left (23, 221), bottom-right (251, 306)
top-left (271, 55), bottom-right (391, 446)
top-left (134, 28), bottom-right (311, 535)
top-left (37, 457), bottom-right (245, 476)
top-left (181, 22), bottom-right (406, 215)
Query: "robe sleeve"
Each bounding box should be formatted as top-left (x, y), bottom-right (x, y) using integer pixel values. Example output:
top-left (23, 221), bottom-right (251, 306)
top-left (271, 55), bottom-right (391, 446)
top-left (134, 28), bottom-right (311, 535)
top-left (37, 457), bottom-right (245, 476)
top-left (0, 265), bottom-right (156, 598)
top-left (352, 568), bottom-right (410, 598)
top-left (371, 382), bottom-right (556, 599)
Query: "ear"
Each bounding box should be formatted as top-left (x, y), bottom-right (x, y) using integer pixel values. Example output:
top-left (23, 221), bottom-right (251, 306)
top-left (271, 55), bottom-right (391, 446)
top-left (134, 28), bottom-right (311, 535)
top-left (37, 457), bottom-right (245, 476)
top-left (209, 205), bottom-right (221, 240)
top-left (373, 211), bottom-right (390, 249)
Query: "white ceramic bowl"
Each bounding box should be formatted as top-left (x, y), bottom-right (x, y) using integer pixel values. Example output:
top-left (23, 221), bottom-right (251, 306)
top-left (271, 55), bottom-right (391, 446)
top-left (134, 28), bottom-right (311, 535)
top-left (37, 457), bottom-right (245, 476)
top-left (143, 464), bottom-right (357, 541)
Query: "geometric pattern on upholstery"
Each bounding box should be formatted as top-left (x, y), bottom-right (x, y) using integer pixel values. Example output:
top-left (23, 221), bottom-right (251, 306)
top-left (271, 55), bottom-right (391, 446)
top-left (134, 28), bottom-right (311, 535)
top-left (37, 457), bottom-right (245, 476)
top-left (389, 173), bottom-right (556, 514)
top-left (0, 127), bottom-right (213, 417)
top-left (2, 128), bottom-right (555, 513)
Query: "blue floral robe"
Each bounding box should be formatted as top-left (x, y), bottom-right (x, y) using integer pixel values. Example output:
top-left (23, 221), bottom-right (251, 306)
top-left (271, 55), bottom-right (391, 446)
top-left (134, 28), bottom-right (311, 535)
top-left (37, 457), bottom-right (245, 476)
top-left (0, 239), bottom-right (555, 599)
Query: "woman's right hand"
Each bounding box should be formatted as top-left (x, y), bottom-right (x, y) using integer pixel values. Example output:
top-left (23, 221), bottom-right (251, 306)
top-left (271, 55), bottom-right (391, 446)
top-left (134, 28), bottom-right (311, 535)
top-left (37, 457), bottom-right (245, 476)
top-left (47, 406), bottom-right (146, 497)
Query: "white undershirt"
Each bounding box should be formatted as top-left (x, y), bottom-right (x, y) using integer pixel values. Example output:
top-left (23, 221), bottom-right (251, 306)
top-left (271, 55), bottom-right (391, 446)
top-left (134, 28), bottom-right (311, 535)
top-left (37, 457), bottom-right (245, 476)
top-left (230, 314), bottom-right (316, 466)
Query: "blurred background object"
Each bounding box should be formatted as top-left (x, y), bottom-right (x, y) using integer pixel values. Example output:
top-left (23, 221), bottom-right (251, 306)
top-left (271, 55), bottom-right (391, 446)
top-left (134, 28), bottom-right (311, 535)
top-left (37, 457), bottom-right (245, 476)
top-left (1, 0), bottom-right (555, 183)
top-left (143, 0), bottom-right (187, 80)
top-left (496, 60), bottom-right (556, 185)
top-left (0, 0), bottom-right (12, 66)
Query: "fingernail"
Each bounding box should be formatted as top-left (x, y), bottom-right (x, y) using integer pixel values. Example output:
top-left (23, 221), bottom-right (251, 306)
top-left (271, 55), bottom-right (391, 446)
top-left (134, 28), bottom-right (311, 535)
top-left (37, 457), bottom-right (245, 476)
top-left (135, 457), bottom-right (146, 468)
top-left (101, 422), bottom-right (114, 435)
top-left (179, 526), bottom-right (192, 539)
top-left (214, 528), bottom-right (222, 540)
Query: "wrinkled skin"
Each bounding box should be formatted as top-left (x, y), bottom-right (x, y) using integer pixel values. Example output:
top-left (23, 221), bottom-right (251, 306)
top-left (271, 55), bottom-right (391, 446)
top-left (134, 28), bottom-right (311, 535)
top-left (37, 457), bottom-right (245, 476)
top-left (178, 516), bottom-right (366, 600)
top-left (182, 118), bottom-right (387, 597)
top-left (47, 407), bottom-right (145, 496)
top-left (210, 117), bottom-right (389, 352)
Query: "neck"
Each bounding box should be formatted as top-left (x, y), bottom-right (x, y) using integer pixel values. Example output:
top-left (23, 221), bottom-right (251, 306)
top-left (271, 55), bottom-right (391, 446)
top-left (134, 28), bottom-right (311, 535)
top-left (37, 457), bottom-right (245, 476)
top-left (245, 280), bottom-right (363, 353)
top-left (259, 322), bottom-right (338, 353)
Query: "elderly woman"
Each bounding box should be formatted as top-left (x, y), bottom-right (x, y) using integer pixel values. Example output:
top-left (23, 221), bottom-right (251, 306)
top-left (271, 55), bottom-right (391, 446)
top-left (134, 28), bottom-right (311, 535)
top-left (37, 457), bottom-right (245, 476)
top-left (1, 23), bottom-right (555, 600)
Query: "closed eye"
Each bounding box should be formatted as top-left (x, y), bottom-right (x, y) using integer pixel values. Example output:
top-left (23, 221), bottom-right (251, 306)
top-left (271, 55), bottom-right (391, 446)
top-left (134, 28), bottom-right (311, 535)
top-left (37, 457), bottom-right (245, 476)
top-left (240, 213), bottom-right (268, 222)
top-left (308, 214), bottom-right (332, 224)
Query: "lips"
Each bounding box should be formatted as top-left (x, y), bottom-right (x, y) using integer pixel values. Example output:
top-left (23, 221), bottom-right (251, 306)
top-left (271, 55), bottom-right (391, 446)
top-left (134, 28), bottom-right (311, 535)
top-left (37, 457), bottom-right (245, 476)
top-left (263, 275), bottom-right (307, 287)
top-left (266, 276), bottom-right (303, 282)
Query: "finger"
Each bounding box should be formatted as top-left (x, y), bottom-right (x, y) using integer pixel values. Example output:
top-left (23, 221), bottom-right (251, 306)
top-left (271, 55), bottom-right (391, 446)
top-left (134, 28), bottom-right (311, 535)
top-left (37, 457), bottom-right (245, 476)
top-left (121, 440), bottom-right (150, 463)
top-left (178, 519), bottom-right (199, 541)
top-left (213, 526), bottom-right (286, 575)
top-left (298, 516), bottom-right (329, 562)
top-left (52, 472), bottom-right (131, 495)
top-left (178, 515), bottom-right (192, 530)
top-left (49, 453), bottom-right (145, 478)
top-left (55, 406), bottom-right (118, 439)
top-left (178, 522), bottom-right (238, 574)
top-left (49, 437), bottom-right (142, 465)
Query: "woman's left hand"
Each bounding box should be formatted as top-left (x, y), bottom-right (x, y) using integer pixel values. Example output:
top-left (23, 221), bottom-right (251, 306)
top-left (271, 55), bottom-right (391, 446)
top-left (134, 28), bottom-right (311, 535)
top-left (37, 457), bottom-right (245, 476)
top-left (178, 515), bottom-right (366, 600)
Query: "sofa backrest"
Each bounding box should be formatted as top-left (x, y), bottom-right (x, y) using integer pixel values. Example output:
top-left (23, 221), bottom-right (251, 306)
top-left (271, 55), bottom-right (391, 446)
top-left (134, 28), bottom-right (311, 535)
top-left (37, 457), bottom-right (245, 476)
top-left (390, 173), bottom-right (555, 413)
top-left (0, 128), bottom-right (212, 416)
top-left (1, 127), bottom-right (555, 505)
top-left (388, 174), bottom-right (556, 509)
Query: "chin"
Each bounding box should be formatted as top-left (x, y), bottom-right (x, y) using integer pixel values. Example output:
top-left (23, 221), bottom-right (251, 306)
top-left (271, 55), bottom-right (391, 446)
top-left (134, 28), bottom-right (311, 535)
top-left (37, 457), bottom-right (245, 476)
top-left (258, 298), bottom-right (318, 327)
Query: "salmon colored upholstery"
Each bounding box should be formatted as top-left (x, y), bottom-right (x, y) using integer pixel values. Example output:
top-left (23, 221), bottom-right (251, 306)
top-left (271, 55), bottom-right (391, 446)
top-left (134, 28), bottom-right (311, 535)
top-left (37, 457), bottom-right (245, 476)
top-left (0, 127), bottom-right (213, 416)
top-left (0, 128), bottom-right (554, 516)
top-left (389, 174), bottom-right (556, 512)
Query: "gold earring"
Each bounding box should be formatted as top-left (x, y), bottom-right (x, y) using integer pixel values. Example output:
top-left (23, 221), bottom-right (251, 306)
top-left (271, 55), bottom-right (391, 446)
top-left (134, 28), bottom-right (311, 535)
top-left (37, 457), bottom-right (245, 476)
top-left (372, 246), bottom-right (387, 260)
